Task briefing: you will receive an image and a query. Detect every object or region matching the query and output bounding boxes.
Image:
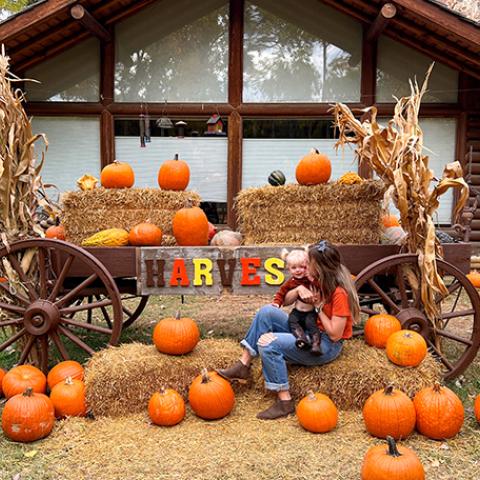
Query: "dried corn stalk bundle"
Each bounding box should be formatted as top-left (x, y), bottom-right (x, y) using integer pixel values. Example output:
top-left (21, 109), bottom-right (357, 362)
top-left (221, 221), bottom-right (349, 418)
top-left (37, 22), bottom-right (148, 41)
top-left (331, 66), bottom-right (469, 322)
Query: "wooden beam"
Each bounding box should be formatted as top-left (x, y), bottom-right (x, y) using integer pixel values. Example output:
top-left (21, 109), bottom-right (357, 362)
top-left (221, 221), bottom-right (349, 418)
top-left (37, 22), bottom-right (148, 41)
top-left (366, 3), bottom-right (397, 41)
top-left (100, 110), bottom-right (115, 168)
top-left (25, 102), bottom-right (103, 115)
top-left (238, 103), bottom-right (365, 116)
top-left (100, 27), bottom-right (115, 106)
top-left (360, 26), bottom-right (376, 105)
top-left (227, 111), bottom-right (242, 229)
top-left (70, 5), bottom-right (111, 43)
top-left (107, 103), bottom-right (234, 116)
top-left (228, 0), bottom-right (243, 108)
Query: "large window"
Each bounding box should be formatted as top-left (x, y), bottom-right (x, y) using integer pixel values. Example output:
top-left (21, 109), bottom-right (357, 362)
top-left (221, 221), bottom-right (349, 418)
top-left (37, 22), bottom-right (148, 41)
top-left (243, 0), bottom-right (362, 102)
top-left (115, 0), bottom-right (229, 102)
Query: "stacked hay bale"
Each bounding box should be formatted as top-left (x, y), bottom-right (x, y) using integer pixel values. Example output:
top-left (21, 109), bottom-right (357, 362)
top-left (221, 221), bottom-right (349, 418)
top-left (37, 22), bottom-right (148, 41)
top-left (61, 188), bottom-right (201, 245)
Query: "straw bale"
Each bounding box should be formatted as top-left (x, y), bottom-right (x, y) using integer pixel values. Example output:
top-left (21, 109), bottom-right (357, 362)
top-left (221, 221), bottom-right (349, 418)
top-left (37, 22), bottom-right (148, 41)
top-left (61, 188), bottom-right (201, 245)
top-left (235, 181), bottom-right (385, 245)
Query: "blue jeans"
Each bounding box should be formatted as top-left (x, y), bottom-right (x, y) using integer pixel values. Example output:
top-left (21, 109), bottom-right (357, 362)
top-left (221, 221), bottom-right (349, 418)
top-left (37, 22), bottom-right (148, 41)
top-left (240, 305), bottom-right (343, 391)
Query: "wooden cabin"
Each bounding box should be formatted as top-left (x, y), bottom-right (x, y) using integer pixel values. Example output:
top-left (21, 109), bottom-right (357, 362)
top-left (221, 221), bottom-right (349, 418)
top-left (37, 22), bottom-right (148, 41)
top-left (0, 0), bottom-right (479, 243)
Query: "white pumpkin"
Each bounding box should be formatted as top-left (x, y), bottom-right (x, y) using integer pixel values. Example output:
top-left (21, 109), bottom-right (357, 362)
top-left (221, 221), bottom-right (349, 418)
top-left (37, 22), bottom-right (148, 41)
top-left (210, 230), bottom-right (242, 247)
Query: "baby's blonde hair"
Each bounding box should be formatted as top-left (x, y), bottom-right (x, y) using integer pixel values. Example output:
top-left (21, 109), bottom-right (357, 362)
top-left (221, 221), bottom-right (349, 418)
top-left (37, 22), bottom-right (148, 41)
top-left (280, 248), bottom-right (308, 266)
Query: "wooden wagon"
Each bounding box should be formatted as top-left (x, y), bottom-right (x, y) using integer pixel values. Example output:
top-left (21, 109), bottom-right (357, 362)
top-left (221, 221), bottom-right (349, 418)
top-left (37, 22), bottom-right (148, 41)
top-left (0, 239), bottom-right (477, 381)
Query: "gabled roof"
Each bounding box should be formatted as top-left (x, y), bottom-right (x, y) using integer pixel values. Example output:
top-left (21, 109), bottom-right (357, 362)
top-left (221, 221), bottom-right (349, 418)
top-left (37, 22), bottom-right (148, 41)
top-left (0, 0), bottom-right (479, 79)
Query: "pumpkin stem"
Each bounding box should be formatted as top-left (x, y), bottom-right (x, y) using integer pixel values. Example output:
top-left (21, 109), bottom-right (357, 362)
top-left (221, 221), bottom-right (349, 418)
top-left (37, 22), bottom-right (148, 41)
top-left (383, 385), bottom-right (394, 395)
top-left (386, 436), bottom-right (402, 457)
top-left (201, 368), bottom-right (211, 384)
top-left (174, 153), bottom-right (179, 160)
top-left (160, 385), bottom-right (166, 395)
top-left (175, 310), bottom-right (181, 320)
top-left (307, 390), bottom-right (316, 401)
top-left (23, 387), bottom-right (34, 397)
top-left (65, 376), bottom-right (74, 385)
top-left (433, 381), bottom-right (442, 393)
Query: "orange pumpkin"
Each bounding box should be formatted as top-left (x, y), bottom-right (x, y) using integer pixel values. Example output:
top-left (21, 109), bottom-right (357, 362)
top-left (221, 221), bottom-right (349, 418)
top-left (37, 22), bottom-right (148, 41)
top-left (0, 368), bottom-right (5, 396)
top-left (474, 394), bottom-right (480, 423)
top-left (153, 311), bottom-right (200, 355)
top-left (129, 222), bottom-right (163, 246)
top-left (188, 369), bottom-right (235, 420)
top-left (362, 385), bottom-right (416, 439)
top-left (2, 388), bottom-right (55, 442)
top-left (386, 330), bottom-right (427, 367)
top-left (2, 365), bottom-right (47, 399)
top-left (172, 203), bottom-right (209, 246)
top-left (50, 377), bottom-right (87, 418)
top-left (47, 360), bottom-right (84, 390)
top-left (466, 271), bottom-right (480, 288)
top-left (45, 224), bottom-right (65, 240)
top-left (158, 153), bottom-right (190, 191)
top-left (382, 214), bottom-right (401, 228)
top-left (364, 314), bottom-right (402, 348)
top-left (413, 383), bottom-right (464, 440)
top-left (295, 149), bottom-right (331, 185)
top-left (296, 391), bottom-right (338, 433)
top-left (361, 436), bottom-right (425, 480)
top-left (148, 387), bottom-right (186, 426)
top-left (100, 161), bottom-right (135, 188)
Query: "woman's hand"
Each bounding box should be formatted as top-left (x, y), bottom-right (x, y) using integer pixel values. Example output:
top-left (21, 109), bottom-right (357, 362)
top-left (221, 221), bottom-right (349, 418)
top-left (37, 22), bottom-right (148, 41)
top-left (297, 285), bottom-right (315, 303)
top-left (257, 332), bottom-right (277, 347)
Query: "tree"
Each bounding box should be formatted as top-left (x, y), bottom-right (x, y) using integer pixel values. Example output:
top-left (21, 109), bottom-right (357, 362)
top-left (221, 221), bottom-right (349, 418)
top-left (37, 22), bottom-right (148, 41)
top-left (0, 0), bottom-right (37, 20)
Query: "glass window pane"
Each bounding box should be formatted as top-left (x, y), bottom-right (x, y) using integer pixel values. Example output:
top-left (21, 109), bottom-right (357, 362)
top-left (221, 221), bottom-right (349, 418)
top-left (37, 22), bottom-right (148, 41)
top-left (376, 36), bottom-right (458, 103)
top-left (25, 39), bottom-right (100, 102)
top-left (243, 0), bottom-right (362, 102)
top-left (115, 0), bottom-right (228, 102)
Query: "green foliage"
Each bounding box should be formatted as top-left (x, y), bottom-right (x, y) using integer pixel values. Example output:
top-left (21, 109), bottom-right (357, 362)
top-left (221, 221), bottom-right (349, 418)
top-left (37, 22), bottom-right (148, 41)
top-left (0, 0), bottom-right (36, 15)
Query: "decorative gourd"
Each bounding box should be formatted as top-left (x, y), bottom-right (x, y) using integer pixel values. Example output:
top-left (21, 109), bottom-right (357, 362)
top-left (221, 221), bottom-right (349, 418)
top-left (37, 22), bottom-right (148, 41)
top-left (361, 436), bottom-right (425, 480)
top-left (47, 360), bottom-right (84, 390)
top-left (362, 385), bottom-right (416, 439)
top-left (475, 394), bottom-right (480, 423)
top-left (2, 388), bottom-right (55, 442)
top-left (364, 314), bottom-right (402, 348)
top-left (158, 153), bottom-right (190, 191)
top-left (0, 368), bottom-right (5, 397)
top-left (50, 377), bottom-right (87, 418)
top-left (100, 161), bottom-right (135, 188)
top-left (2, 365), bottom-right (47, 399)
top-left (413, 383), bottom-right (464, 439)
top-left (386, 330), bottom-right (427, 367)
top-left (210, 230), bottom-right (242, 247)
top-left (129, 222), bottom-right (163, 246)
top-left (208, 222), bottom-right (217, 241)
top-left (77, 174), bottom-right (98, 191)
top-left (81, 228), bottom-right (129, 247)
top-left (45, 224), bottom-right (65, 240)
top-left (466, 271), bottom-right (480, 288)
top-left (153, 311), bottom-right (200, 355)
top-left (172, 203), bottom-right (209, 246)
top-left (337, 171), bottom-right (363, 185)
top-left (382, 214), bottom-right (400, 228)
top-left (188, 369), bottom-right (235, 420)
top-left (148, 387), bottom-right (185, 426)
top-left (268, 170), bottom-right (286, 186)
top-left (295, 148), bottom-right (331, 185)
top-left (296, 391), bottom-right (338, 433)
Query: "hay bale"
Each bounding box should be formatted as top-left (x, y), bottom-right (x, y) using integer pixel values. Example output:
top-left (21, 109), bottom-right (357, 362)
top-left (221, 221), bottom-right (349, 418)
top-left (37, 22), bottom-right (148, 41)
top-left (61, 188), bottom-right (201, 245)
top-left (235, 181), bottom-right (385, 245)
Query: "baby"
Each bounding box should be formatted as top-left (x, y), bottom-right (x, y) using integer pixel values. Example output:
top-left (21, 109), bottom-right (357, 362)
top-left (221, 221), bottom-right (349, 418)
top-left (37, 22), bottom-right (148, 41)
top-left (272, 249), bottom-right (322, 355)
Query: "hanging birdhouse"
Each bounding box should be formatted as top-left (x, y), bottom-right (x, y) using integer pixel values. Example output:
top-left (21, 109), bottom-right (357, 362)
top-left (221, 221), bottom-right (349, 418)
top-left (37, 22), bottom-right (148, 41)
top-left (205, 114), bottom-right (225, 136)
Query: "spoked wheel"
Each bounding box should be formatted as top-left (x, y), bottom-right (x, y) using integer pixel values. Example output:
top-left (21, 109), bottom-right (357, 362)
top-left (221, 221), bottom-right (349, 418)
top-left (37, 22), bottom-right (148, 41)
top-left (0, 239), bottom-right (123, 372)
top-left (355, 253), bottom-right (480, 380)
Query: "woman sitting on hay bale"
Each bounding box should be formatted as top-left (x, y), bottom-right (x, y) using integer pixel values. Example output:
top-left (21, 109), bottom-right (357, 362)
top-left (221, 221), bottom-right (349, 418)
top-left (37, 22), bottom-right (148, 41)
top-left (217, 240), bottom-right (360, 419)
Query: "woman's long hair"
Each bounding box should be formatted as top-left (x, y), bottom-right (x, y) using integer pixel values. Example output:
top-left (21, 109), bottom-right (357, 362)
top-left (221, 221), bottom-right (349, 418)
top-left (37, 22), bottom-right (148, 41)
top-left (308, 241), bottom-right (360, 323)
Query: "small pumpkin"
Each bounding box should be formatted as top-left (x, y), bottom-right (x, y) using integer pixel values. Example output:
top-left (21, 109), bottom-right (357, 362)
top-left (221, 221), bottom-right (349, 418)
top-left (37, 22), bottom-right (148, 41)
top-left (50, 377), bottom-right (87, 418)
top-left (148, 387), bottom-right (185, 426)
top-left (361, 436), bottom-right (425, 480)
top-left (45, 224), bottom-right (66, 240)
top-left (337, 171), bottom-right (363, 185)
top-left (413, 382), bottom-right (464, 440)
top-left (81, 228), bottom-right (129, 247)
top-left (158, 153), bottom-right (190, 191)
top-left (100, 161), bottom-right (135, 189)
top-left (364, 314), bottom-right (402, 348)
top-left (386, 330), bottom-right (427, 367)
top-left (2, 388), bottom-right (55, 443)
top-left (268, 170), bottom-right (286, 186)
top-left (153, 311), bottom-right (200, 355)
top-left (2, 365), bottom-right (47, 399)
top-left (172, 202), bottom-right (209, 246)
top-left (296, 391), bottom-right (338, 433)
top-left (47, 360), bottom-right (84, 390)
top-left (466, 270), bottom-right (480, 288)
top-left (129, 222), bottom-right (163, 246)
top-left (188, 369), bottom-right (235, 420)
top-left (363, 385), bottom-right (416, 439)
top-left (0, 368), bottom-right (5, 397)
top-left (474, 394), bottom-right (480, 423)
top-left (77, 174), bottom-right (98, 191)
top-left (210, 230), bottom-right (242, 247)
top-left (295, 148), bottom-right (331, 185)
top-left (382, 214), bottom-right (400, 228)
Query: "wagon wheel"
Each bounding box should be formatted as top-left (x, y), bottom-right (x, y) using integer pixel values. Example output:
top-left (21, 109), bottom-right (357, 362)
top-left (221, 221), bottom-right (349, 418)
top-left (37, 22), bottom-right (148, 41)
top-left (0, 239), bottom-right (123, 372)
top-left (354, 253), bottom-right (480, 380)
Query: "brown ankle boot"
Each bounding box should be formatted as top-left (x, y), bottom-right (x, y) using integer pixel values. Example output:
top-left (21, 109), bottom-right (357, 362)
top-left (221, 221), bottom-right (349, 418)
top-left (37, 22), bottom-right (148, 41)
top-left (256, 399), bottom-right (295, 420)
top-left (310, 332), bottom-right (322, 356)
top-left (216, 360), bottom-right (251, 383)
top-left (293, 327), bottom-right (311, 351)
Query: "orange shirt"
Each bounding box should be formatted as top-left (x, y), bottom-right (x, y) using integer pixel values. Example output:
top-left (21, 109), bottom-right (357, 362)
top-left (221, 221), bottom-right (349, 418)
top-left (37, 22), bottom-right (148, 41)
top-left (317, 287), bottom-right (353, 339)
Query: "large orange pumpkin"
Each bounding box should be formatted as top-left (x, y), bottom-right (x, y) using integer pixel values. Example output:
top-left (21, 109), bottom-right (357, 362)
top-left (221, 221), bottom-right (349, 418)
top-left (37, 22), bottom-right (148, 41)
top-left (362, 385), bottom-right (416, 439)
top-left (295, 149), bottom-right (331, 185)
top-left (382, 214), bottom-right (401, 228)
top-left (296, 391), bottom-right (338, 433)
top-left (188, 369), bottom-right (235, 420)
top-left (100, 161), bottom-right (135, 188)
top-left (364, 314), bottom-right (402, 348)
top-left (0, 368), bottom-right (5, 397)
top-left (153, 311), bottom-right (200, 355)
top-left (148, 387), bottom-right (186, 426)
top-left (386, 330), bottom-right (427, 367)
top-left (172, 203), bottom-right (209, 246)
top-left (361, 436), bottom-right (425, 480)
top-left (158, 153), bottom-right (190, 191)
top-left (466, 271), bottom-right (480, 288)
top-left (2, 388), bottom-right (55, 442)
top-left (474, 394), bottom-right (480, 423)
top-left (47, 360), bottom-right (84, 390)
top-left (129, 222), bottom-right (163, 246)
top-left (2, 365), bottom-right (47, 399)
top-left (50, 377), bottom-right (87, 418)
top-left (45, 224), bottom-right (65, 240)
top-left (413, 383), bottom-right (464, 440)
